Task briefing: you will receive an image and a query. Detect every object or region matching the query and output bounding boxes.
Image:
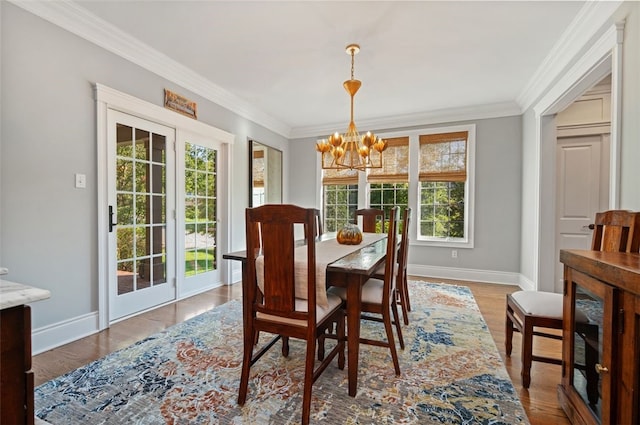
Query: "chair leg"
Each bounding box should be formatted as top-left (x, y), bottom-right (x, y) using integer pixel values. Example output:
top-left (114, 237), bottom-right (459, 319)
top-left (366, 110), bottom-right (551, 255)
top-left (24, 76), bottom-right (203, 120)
top-left (521, 318), bottom-right (533, 388)
top-left (301, 337), bottom-right (316, 425)
top-left (337, 312), bottom-right (346, 370)
top-left (383, 309), bottom-right (401, 376)
top-left (397, 285), bottom-right (409, 326)
top-left (317, 329), bottom-right (326, 361)
top-left (238, 324), bottom-right (254, 405)
top-left (403, 275), bottom-right (411, 312)
top-left (281, 336), bottom-right (290, 357)
top-left (505, 308), bottom-right (514, 357)
top-left (391, 295), bottom-right (405, 350)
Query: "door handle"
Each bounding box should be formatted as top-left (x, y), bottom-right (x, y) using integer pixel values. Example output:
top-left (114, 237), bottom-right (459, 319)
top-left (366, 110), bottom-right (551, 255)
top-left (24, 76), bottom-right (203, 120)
top-left (109, 205), bottom-right (117, 233)
top-left (581, 224), bottom-right (595, 231)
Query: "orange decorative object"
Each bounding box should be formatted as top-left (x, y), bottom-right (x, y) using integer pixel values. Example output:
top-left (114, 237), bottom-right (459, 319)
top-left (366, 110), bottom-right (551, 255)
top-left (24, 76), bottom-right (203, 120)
top-left (336, 224), bottom-right (363, 245)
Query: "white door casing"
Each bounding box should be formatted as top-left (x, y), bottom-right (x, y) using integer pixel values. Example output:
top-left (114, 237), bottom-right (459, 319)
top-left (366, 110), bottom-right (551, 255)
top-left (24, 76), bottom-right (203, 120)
top-left (96, 84), bottom-right (235, 329)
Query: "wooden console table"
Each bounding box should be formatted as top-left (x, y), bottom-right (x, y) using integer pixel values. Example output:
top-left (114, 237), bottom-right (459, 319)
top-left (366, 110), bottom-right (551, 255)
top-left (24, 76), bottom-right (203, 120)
top-left (558, 249), bottom-right (640, 425)
top-left (1, 279), bottom-right (50, 425)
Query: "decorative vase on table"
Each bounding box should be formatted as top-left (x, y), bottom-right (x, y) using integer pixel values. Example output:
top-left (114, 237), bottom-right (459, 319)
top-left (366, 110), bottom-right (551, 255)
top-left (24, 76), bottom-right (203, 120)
top-left (336, 224), bottom-right (363, 245)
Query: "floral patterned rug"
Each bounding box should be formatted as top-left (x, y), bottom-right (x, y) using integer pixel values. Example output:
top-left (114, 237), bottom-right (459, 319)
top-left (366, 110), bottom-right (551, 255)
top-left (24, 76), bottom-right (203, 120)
top-left (35, 282), bottom-right (529, 424)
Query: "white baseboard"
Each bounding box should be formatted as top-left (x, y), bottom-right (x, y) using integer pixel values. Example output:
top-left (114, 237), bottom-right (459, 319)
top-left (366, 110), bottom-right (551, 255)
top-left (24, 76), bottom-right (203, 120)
top-left (32, 312), bottom-right (100, 355)
top-left (409, 264), bottom-right (522, 286)
top-left (518, 274), bottom-right (536, 291)
top-left (229, 268), bottom-right (242, 285)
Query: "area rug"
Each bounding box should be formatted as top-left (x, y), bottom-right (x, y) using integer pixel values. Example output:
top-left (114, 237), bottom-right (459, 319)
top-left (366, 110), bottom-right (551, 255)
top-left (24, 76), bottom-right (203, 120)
top-left (35, 282), bottom-right (529, 424)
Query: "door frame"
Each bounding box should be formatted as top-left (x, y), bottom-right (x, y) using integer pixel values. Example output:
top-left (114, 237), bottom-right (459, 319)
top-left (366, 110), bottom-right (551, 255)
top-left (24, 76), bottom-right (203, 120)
top-left (531, 22), bottom-right (624, 292)
top-left (95, 84), bottom-right (234, 329)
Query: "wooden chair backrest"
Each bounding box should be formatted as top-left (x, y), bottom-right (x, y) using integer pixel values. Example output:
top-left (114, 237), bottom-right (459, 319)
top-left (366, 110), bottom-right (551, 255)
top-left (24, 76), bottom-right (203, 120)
top-left (397, 207), bottom-right (411, 283)
top-left (354, 208), bottom-right (385, 233)
top-left (245, 204), bottom-right (317, 323)
top-left (314, 209), bottom-right (323, 237)
top-left (591, 210), bottom-right (640, 253)
top-left (381, 207), bottom-right (400, 303)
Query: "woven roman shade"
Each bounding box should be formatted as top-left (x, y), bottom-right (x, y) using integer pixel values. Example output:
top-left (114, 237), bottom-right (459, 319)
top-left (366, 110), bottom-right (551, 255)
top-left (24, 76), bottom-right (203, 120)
top-left (419, 131), bottom-right (468, 182)
top-left (367, 137), bottom-right (409, 183)
top-left (322, 165), bottom-right (358, 185)
top-left (252, 149), bottom-right (264, 188)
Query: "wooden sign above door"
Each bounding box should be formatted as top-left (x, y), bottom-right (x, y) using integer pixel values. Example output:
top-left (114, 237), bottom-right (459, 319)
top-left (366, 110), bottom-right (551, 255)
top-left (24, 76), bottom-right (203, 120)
top-left (164, 89), bottom-right (197, 120)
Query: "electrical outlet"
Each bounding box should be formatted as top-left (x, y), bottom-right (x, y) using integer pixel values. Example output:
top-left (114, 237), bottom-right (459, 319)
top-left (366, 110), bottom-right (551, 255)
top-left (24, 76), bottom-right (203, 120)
top-left (451, 249), bottom-right (458, 259)
top-left (75, 173), bottom-right (86, 189)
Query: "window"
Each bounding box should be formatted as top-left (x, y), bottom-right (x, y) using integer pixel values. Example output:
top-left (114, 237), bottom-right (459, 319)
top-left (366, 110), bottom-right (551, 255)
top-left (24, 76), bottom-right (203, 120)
top-left (322, 166), bottom-right (358, 232)
top-left (317, 125), bottom-right (474, 247)
top-left (418, 131), bottom-right (470, 243)
top-left (368, 137), bottom-right (409, 231)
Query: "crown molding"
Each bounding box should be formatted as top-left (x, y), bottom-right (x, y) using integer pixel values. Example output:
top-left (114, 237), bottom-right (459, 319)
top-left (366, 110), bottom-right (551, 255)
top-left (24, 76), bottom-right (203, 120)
top-left (11, 0), bottom-right (529, 141)
top-left (9, 0), bottom-right (292, 138)
top-left (289, 101), bottom-right (521, 139)
top-left (517, 0), bottom-right (623, 112)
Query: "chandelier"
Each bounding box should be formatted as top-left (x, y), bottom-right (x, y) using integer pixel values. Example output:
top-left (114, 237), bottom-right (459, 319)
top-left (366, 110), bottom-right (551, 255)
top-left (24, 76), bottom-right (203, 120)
top-left (316, 44), bottom-right (387, 171)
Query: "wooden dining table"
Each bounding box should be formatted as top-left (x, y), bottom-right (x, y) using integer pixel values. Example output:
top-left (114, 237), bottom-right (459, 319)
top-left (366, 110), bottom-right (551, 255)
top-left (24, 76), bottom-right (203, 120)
top-left (223, 232), bottom-right (389, 397)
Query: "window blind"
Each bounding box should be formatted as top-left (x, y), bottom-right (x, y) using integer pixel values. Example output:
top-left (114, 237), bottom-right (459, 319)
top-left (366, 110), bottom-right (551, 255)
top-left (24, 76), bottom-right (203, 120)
top-left (322, 165), bottom-right (359, 185)
top-left (252, 150), bottom-right (264, 188)
top-left (418, 131), bottom-right (467, 182)
top-left (367, 137), bottom-right (409, 183)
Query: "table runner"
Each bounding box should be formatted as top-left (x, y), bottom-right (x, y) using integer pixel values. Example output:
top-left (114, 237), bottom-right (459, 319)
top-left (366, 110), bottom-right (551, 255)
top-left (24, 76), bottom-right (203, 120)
top-left (257, 232), bottom-right (386, 307)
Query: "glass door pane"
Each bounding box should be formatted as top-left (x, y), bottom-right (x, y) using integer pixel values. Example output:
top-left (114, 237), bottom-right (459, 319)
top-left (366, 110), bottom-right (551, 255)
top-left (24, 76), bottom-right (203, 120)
top-left (573, 285), bottom-right (603, 418)
top-left (184, 143), bottom-right (217, 277)
top-left (108, 109), bottom-right (175, 321)
top-left (177, 132), bottom-right (221, 297)
top-left (116, 125), bottom-right (167, 294)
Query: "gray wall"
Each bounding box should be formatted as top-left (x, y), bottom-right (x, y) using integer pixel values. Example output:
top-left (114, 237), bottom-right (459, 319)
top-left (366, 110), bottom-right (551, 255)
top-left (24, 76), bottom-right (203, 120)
top-left (289, 115), bottom-right (523, 275)
top-left (0, 3), bottom-right (288, 329)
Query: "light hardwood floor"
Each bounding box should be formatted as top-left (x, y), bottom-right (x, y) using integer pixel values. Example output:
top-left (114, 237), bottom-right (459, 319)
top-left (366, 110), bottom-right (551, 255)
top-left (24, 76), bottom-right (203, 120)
top-left (32, 277), bottom-right (570, 425)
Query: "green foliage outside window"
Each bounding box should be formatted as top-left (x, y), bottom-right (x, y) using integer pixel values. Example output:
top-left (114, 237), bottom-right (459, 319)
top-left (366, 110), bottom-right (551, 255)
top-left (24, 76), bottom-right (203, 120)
top-left (323, 184), bottom-right (358, 232)
top-left (369, 183), bottom-right (409, 232)
top-left (419, 181), bottom-right (465, 238)
top-left (184, 143), bottom-right (217, 275)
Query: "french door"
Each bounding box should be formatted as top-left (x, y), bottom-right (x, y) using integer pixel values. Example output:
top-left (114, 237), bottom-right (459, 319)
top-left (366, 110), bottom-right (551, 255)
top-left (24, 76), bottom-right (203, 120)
top-left (176, 131), bottom-right (221, 298)
top-left (108, 110), bottom-right (176, 321)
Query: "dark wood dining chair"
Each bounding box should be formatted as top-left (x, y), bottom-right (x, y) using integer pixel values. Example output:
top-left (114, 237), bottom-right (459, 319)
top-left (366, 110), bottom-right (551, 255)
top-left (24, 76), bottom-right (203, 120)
top-left (354, 208), bottom-right (385, 233)
top-left (373, 207), bottom-right (411, 325)
top-left (330, 206), bottom-right (403, 375)
top-left (505, 209), bottom-right (640, 389)
top-left (314, 208), bottom-right (323, 237)
top-left (238, 204), bottom-right (346, 424)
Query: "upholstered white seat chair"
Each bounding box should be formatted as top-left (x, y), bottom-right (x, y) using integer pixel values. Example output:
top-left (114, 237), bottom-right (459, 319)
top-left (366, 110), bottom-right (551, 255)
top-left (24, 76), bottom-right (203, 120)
top-left (506, 210), bottom-right (640, 388)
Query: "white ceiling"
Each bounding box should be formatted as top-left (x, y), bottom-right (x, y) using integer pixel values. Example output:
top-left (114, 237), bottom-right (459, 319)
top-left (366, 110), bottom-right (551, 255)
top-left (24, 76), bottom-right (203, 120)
top-left (72, 0), bottom-right (586, 137)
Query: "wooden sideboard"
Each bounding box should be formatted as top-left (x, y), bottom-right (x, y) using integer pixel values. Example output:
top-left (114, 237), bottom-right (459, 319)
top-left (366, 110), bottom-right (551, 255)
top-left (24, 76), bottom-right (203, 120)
top-left (0, 279), bottom-right (50, 425)
top-left (558, 250), bottom-right (640, 425)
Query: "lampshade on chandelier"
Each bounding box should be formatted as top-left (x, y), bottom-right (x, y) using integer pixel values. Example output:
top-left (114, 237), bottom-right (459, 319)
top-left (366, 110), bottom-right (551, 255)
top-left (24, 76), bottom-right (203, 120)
top-left (316, 44), bottom-right (387, 171)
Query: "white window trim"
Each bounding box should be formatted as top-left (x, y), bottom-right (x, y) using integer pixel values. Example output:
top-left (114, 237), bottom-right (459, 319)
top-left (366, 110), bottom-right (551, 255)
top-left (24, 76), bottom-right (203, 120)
top-left (375, 124), bottom-right (476, 249)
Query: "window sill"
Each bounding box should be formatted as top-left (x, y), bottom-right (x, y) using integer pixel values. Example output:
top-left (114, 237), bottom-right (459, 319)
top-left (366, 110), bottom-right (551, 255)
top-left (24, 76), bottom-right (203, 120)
top-left (413, 238), bottom-right (474, 249)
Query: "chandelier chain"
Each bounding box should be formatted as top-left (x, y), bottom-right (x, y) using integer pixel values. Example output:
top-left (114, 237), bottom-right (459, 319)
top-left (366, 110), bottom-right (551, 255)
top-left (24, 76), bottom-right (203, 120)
top-left (350, 48), bottom-right (355, 80)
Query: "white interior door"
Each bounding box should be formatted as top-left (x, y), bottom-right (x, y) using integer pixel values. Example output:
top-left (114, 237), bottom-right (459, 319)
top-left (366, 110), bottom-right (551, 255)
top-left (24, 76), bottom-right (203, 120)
top-left (108, 109), bottom-right (176, 321)
top-left (555, 134), bottom-right (609, 292)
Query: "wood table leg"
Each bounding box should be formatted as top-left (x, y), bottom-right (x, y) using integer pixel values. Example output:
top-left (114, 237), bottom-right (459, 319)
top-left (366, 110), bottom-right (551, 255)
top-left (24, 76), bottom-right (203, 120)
top-left (346, 274), bottom-right (365, 397)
